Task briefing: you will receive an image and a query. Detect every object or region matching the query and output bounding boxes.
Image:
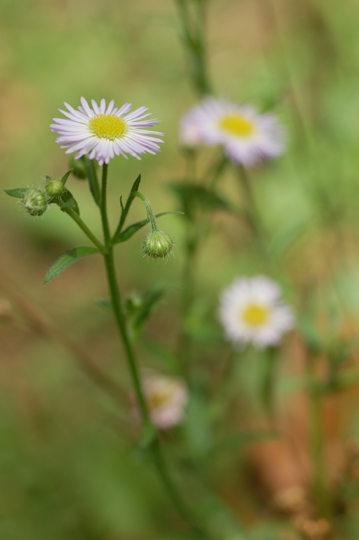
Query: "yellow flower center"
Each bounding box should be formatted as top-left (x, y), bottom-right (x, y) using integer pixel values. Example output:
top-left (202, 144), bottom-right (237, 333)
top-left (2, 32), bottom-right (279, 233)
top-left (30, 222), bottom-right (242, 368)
top-left (219, 114), bottom-right (255, 137)
top-left (242, 304), bottom-right (269, 327)
top-left (89, 113), bottom-right (127, 141)
top-left (148, 386), bottom-right (175, 409)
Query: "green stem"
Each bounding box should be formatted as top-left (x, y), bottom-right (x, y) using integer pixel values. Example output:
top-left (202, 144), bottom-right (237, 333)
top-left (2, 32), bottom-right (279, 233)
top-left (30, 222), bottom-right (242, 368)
top-left (133, 191), bottom-right (159, 232)
top-left (237, 166), bottom-right (270, 266)
top-left (177, 221), bottom-right (198, 377)
top-left (185, 149), bottom-right (197, 180)
top-left (99, 164), bottom-right (207, 537)
top-left (100, 164), bottom-right (111, 245)
top-left (64, 208), bottom-right (106, 253)
top-left (208, 153), bottom-right (228, 188)
top-left (175, 0), bottom-right (212, 96)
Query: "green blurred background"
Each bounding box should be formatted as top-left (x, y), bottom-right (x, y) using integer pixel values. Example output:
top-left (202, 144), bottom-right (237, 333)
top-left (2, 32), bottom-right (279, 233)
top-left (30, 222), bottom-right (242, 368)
top-left (2, 0), bottom-right (359, 538)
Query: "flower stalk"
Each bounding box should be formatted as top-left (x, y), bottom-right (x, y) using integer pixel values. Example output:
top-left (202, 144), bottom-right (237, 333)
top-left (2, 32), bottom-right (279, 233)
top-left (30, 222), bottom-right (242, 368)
top-left (175, 0), bottom-right (212, 96)
top-left (63, 207), bottom-right (106, 253)
top-left (98, 164), bottom-right (207, 537)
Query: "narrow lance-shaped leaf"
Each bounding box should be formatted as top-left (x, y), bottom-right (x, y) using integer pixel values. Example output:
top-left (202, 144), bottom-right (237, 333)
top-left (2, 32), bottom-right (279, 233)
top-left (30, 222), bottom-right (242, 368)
top-left (113, 211), bottom-right (183, 245)
top-left (84, 156), bottom-right (100, 206)
top-left (130, 173), bottom-right (142, 194)
top-left (61, 169), bottom-right (73, 186)
top-left (4, 188), bottom-right (28, 199)
top-left (129, 284), bottom-right (173, 341)
top-left (113, 174), bottom-right (142, 238)
top-left (44, 246), bottom-right (99, 284)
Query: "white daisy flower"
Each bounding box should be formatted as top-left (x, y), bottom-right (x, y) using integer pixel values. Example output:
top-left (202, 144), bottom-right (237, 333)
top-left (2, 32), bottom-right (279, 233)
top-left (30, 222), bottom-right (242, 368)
top-left (51, 97), bottom-right (164, 166)
top-left (219, 276), bottom-right (294, 348)
top-left (142, 373), bottom-right (188, 429)
top-left (180, 97), bottom-right (285, 166)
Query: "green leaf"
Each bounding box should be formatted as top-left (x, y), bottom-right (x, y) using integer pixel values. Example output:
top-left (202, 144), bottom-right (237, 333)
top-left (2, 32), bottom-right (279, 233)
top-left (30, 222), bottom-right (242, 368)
top-left (44, 246), bottom-right (99, 284)
top-left (116, 218), bottom-right (149, 243)
top-left (208, 430), bottom-right (279, 460)
top-left (61, 169), bottom-right (73, 186)
top-left (96, 299), bottom-right (112, 310)
top-left (59, 188), bottom-right (80, 214)
top-left (114, 174), bottom-right (142, 237)
top-left (127, 283), bottom-right (173, 341)
top-left (169, 182), bottom-right (233, 217)
top-left (4, 188), bottom-right (28, 199)
top-left (133, 285), bottom-right (171, 332)
top-left (185, 390), bottom-right (213, 457)
top-left (130, 173), bottom-right (142, 194)
top-left (60, 199), bottom-right (75, 211)
top-left (84, 156), bottom-right (100, 206)
top-left (113, 211), bottom-right (182, 245)
top-left (298, 317), bottom-right (322, 353)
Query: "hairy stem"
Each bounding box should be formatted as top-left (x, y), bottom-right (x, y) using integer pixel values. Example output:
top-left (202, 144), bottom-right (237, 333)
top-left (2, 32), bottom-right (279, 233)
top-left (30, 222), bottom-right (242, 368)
top-left (99, 164), bottom-right (208, 537)
top-left (64, 208), bottom-right (105, 253)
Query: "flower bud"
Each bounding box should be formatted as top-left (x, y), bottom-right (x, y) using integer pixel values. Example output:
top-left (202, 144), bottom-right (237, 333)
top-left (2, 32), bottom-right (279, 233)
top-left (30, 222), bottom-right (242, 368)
top-left (142, 230), bottom-right (174, 260)
top-left (45, 178), bottom-right (64, 197)
top-left (69, 156), bottom-right (87, 180)
top-left (125, 291), bottom-right (143, 314)
top-left (23, 188), bottom-right (49, 216)
top-left (141, 372), bottom-right (188, 429)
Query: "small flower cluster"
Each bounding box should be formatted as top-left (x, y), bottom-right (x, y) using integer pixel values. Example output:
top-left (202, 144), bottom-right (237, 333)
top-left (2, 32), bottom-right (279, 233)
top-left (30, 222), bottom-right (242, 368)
top-left (21, 172), bottom-right (71, 217)
top-left (180, 97), bottom-right (285, 166)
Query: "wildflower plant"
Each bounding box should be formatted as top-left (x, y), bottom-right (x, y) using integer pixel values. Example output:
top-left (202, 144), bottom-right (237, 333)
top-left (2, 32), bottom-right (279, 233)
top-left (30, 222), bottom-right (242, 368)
top-left (5, 0), bottom-right (359, 539)
top-left (5, 97), bottom-right (200, 532)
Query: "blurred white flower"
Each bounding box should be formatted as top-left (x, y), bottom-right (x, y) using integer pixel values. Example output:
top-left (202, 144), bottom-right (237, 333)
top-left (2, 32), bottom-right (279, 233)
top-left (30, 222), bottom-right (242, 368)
top-left (179, 112), bottom-right (204, 148)
top-left (51, 97), bottom-right (163, 166)
top-left (179, 97), bottom-right (285, 166)
top-left (142, 373), bottom-right (188, 429)
top-left (219, 276), bottom-right (294, 348)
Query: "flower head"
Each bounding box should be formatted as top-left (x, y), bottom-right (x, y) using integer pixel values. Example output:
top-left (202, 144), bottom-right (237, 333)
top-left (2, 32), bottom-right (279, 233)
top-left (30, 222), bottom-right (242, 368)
top-left (180, 97), bottom-right (285, 166)
top-left (23, 188), bottom-right (49, 216)
top-left (142, 373), bottom-right (188, 429)
top-left (45, 178), bottom-right (65, 197)
top-left (219, 276), bottom-right (294, 348)
top-left (51, 97), bottom-right (164, 165)
top-left (142, 229), bottom-right (174, 260)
